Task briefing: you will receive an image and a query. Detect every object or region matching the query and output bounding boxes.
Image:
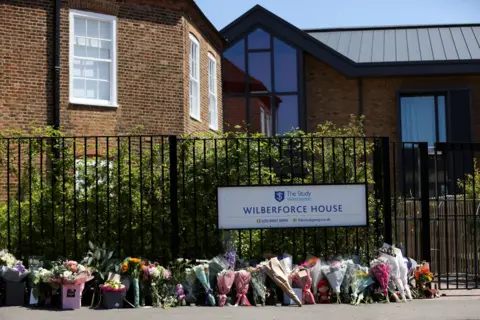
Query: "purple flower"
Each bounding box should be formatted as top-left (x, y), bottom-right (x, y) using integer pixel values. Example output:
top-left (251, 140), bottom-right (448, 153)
top-left (15, 264), bottom-right (25, 273)
top-left (224, 250), bottom-right (236, 269)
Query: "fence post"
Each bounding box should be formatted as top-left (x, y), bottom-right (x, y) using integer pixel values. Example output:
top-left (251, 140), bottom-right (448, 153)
top-left (381, 137), bottom-right (393, 245)
top-left (169, 136), bottom-right (180, 259)
top-left (418, 142), bottom-right (431, 262)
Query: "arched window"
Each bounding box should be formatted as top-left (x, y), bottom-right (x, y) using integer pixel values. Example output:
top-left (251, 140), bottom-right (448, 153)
top-left (223, 28), bottom-right (302, 135)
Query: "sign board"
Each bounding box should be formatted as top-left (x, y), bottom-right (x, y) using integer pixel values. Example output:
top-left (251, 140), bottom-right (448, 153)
top-left (217, 184), bottom-right (367, 229)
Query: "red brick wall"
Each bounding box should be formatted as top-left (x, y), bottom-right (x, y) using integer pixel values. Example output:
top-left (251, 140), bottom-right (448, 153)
top-left (1, 0), bottom-right (222, 137)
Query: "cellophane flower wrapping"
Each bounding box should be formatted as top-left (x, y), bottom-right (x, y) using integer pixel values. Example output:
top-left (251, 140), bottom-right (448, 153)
top-left (291, 266), bottom-right (315, 304)
top-left (378, 247), bottom-right (404, 302)
top-left (342, 261), bottom-right (368, 300)
top-left (120, 257), bottom-right (142, 307)
top-left (184, 268), bottom-right (197, 304)
top-left (370, 258), bottom-right (391, 301)
top-left (304, 256), bottom-right (323, 297)
top-left (52, 260), bottom-right (93, 286)
top-left (234, 270), bottom-right (252, 306)
top-left (0, 249), bottom-right (30, 282)
top-left (31, 267), bottom-right (54, 301)
top-left (278, 254), bottom-right (293, 285)
top-left (193, 264), bottom-right (216, 306)
top-left (248, 266), bottom-right (266, 306)
top-left (261, 258), bottom-right (302, 307)
top-left (321, 261), bottom-right (347, 303)
top-left (351, 270), bottom-right (374, 304)
top-left (217, 269), bottom-right (235, 307)
top-left (209, 255), bottom-right (229, 293)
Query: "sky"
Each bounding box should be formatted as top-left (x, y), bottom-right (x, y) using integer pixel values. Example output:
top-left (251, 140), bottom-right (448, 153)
top-left (195, 0), bottom-right (480, 31)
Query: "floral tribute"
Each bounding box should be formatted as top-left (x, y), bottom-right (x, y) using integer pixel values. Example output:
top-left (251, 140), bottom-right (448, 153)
top-left (100, 279), bottom-right (126, 293)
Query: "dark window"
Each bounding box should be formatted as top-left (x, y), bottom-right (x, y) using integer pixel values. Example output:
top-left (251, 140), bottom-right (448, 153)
top-left (223, 29), bottom-right (302, 135)
top-left (248, 28), bottom-right (270, 50)
top-left (274, 38), bottom-right (297, 93)
top-left (400, 94), bottom-right (446, 148)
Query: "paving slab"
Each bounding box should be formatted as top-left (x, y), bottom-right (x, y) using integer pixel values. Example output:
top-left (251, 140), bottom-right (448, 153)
top-left (1, 298), bottom-right (480, 320)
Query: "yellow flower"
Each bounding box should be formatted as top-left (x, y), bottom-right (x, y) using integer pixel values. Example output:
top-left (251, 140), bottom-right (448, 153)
top-left (121, 262), bottom-right (128, 273)
top-left (129, 258), bottom-right (140, 264)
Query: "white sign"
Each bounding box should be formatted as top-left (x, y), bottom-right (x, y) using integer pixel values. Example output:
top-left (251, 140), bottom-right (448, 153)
top-left (218, 184), bottom-right (367, 229)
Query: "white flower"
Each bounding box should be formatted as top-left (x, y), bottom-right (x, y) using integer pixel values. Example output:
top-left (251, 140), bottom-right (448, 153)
top-left (63, 271), bottom-right (73, 278)
top-left (149, 267), bottom-right (161, 279)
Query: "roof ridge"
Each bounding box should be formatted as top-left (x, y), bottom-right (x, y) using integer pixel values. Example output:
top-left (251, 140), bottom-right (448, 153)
top-left (304, 23), bottom-right (480, 33)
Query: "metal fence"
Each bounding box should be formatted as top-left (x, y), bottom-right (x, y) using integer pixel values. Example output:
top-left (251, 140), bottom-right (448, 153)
top-left (0, 135), bottom-right (390, 266)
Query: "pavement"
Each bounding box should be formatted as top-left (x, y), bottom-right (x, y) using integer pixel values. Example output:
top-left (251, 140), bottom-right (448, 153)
top-left (1, 292), bottom-right (480, 320)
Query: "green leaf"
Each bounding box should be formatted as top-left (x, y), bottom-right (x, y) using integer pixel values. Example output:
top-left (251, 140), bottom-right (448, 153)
top-left (107, 251), bottom-right (114, 259)
top-left (88, 257), bottom-right (93, 266)
top-left (88, 241), bottom-right (95, 250)
top-left (95, 250), bottom-right (101, 261)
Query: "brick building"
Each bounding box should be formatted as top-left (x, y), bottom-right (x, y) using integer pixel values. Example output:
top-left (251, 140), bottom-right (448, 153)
top-left (1, 0), bottom-right (223, 136)
top-left (222, 6), bottom-right (480, 146)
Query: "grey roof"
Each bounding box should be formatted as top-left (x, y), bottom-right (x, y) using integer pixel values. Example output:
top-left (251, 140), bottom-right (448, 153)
top-left (306, 25), bottom-right (480, 63)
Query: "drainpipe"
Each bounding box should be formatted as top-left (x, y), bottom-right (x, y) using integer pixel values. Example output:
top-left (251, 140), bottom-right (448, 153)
top-left (53, 0), bottom-right (61, 129)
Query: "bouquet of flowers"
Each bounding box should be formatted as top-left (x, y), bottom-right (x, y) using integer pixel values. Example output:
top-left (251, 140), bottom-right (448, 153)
top-left (304, 256), bottom-right (323, 298)
top-left (413, 263), bottom-right (436, 299)
top-left (175, 284), bottom-right (187, 306)
top-left (291, 266), bottom-right (315, 304)
top-left (248, 266), bottom-right (266, 306)
top-left (234, 269), bottom-right (252, 306)
top-left (260, 257), bottom-right (301, 307)
top-left (370, 257), bottom-right (394, 302)
top-left (321, 261), bottom-right (347, 303)
top-left (342, 260), bottom-right (368, 302)
top-left (351, 270), bottom-right (374, 305)
top-left (30, 267), bottom-right (54, 304)
top-left (193, 263), bottom-right (216, 306)
top-left (147, 263), bottom-right (174, 308)
top-left (120, 257), bottom-right (142, 307)
top-left (100, 279), bottom-right (126, 293)
top-left (51, 260), bottom-right (92, 285)
top-left (378, 245), bottom-right (406, 302)
top-left (184, 267), bottom-right (197, 304)
top-left (209, 254), bottom-right (229, 293)
top-left (278, 254), bottom-right (293, 284)
top-left (0, 249), bottom-right (30, 282)
top-left (217, 269), bottom-right (235, 306)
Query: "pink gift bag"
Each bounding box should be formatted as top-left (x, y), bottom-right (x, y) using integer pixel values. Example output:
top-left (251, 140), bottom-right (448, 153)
top-left (61, 283), bottom-right (84, 309)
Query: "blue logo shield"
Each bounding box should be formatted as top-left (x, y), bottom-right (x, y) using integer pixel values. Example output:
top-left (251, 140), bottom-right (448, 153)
top-left (275, 191), bottom-right (285, 203)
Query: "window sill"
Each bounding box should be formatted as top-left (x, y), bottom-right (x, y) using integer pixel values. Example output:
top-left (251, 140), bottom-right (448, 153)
top-left (190, 115), bottom-right (201, 122)
top-left (209, 126), bottom-right (219, 132)
top-left (69, 98), bottom-right (118, 108)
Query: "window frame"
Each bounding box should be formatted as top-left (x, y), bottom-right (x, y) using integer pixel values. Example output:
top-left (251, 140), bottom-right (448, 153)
top-left (399, 92), bottom-right (447, 150)
top-left (69, 9), bottom-right (118, 107)
top-left (189, 34), bottom-right (201, 121)
top-left (260, 107), bottom-right (265, 134)
top-left (208, 53), bottom-right (218, 130)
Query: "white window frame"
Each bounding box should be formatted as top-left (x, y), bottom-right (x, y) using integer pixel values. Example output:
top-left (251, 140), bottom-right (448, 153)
top-left (260, 107), bottom-right (265, 134)
top-left (266, 114), bottom-right (272, 137)
top-left (208, 53), bottom-right (218, 130)
top-left (69, 9), bottom-right (117, 107)
top-left (189, 34), bottom-right (201, 120)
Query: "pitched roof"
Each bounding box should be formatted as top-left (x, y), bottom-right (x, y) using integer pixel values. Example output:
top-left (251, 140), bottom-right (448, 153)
top-left (221, 5), bottom-right (480, 77)
top-left (306, 25), bottom-right (480, 63)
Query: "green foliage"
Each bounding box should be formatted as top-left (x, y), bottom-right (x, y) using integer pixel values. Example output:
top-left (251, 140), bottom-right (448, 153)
top-left (0, 115), bottom-right (383, 264)
top-left (81, 241), bottom-right (119, 281)
top-left (458, 159), bottom-right (480, 199)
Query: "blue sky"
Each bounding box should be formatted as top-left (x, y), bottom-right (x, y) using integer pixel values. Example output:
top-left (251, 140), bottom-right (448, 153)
top-left (195, 0), bottom-right (480, 30)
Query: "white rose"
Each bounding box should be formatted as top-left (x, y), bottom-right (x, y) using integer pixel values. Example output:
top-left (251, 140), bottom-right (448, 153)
top-left (63, 271), bottom-right (73, 278)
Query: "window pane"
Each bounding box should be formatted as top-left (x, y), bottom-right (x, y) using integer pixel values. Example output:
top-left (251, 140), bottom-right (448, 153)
top-left (83, 60), bottom-right (97, 78)
top-left (223, 40), bottom-right (245, 94)
top-left (224, 97), bottom-right (247, 132)
top-left (98, 81), bottom-right (110, 100)
top-left (74, 17), bottom-right (86, 37)
top-left (248, 96), bottom-right (272, 134)
top-left (401, 96), bottom-right (436, 146)
top-left (98, 62), bottom-right (110, 81)
top-left (276, 95), bottom-right (299, 134)
top-left (248, 52), bottom-right (271, 92)
top-left (74, 37), bottom-right (86, 57)
top-left (86, 80), bottom-right (98, 99)
top-left (248, 28), bottom-right (270, 50)
top-left (86, 39), bottom-right (99, 58)
top-left (99, 40), bottom-right (111, 59)
top-left (438, 96), bottom-right (447, 142)
top-left (99, 21), bottom-right (112, 40)
top-left (86, 19), bottom-right (99, 38)
top-left (274, 38), bottom-right (297, 92)
top-left (72, 59), bottom-right (83, 77)
top-left (73, 79), bottom-right (85, 98)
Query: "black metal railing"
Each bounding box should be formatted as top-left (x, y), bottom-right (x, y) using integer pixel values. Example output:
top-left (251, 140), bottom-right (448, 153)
top-left (0, 135), bottom-right (389, 266)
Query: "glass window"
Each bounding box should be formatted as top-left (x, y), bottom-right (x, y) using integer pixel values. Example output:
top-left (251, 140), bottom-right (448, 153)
top-left (189, 34), bottom-right (200, 120)
top-left (274, 38), bottom-right (297, 92)
top-left (70, 10), bottom-right (117, 107)
top-left (248, 28), bottom-right (270, 50)
top-left (223, 40), bottom-right (245, 94)
top-left (208, 54), bottom-right (218, 130)
top-left (400, 95), bottom-right (447, 147)
top-left (248, 52), bottom-right (271, 92)
top-left (276, 95), bottom-right (299, 135)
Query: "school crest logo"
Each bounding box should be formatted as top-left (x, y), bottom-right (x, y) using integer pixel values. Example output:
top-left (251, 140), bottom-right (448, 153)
top-left (274, 191), bottom-right (285, 203)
